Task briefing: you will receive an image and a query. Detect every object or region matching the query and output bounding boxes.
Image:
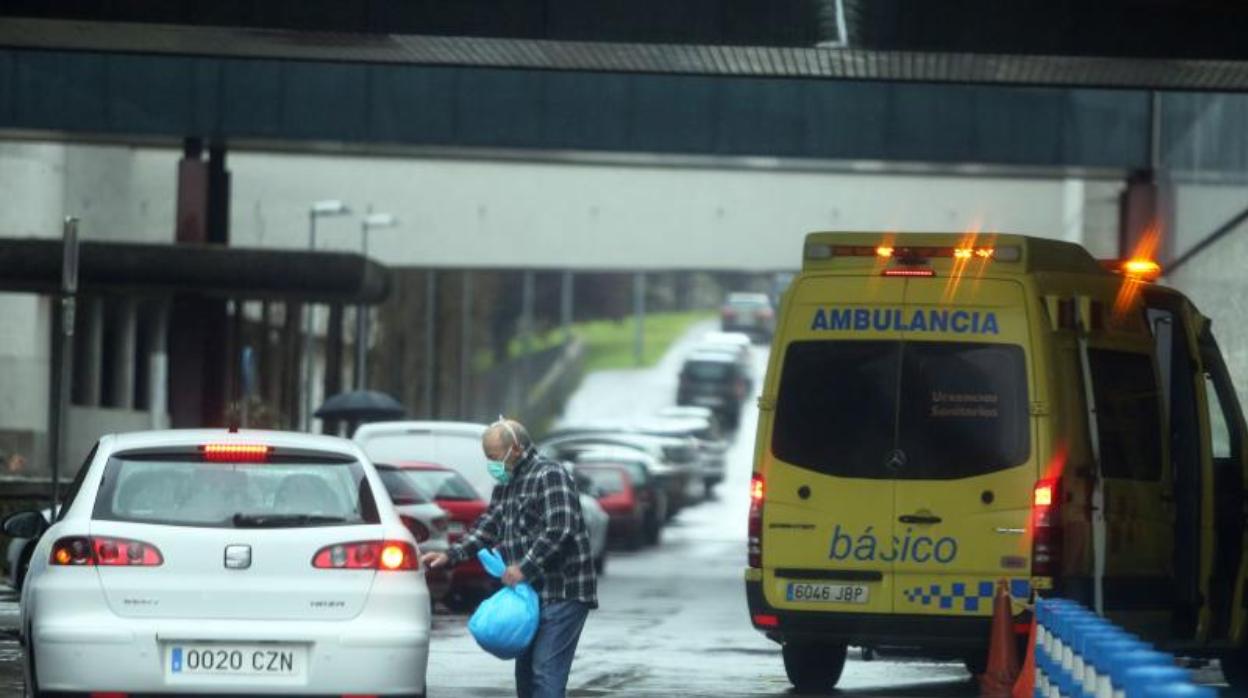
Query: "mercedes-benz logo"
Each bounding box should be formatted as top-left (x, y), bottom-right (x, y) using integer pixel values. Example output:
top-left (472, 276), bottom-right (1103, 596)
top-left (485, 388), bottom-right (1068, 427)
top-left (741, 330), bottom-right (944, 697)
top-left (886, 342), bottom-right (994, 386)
top-left (885, 450), bottom-right (907, 471)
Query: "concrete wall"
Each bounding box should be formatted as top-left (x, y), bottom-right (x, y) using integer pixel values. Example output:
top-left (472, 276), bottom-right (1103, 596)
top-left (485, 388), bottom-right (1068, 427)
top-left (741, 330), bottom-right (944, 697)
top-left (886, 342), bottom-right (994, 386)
top-left (223, 152), bottom-right (1091, 271)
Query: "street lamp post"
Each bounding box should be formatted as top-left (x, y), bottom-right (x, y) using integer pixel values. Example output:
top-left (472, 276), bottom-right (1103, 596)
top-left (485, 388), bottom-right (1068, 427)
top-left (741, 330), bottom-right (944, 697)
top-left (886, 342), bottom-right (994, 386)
top-left (356, 210), bottom-right (398, 390)
top-left (303, 200), bottom-right (351, 431)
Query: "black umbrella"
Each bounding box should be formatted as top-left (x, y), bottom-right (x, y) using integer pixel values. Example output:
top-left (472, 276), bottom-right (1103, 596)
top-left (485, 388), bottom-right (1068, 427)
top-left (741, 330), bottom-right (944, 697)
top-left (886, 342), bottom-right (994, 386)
top-left (314, 390), bottom-right (406, 422)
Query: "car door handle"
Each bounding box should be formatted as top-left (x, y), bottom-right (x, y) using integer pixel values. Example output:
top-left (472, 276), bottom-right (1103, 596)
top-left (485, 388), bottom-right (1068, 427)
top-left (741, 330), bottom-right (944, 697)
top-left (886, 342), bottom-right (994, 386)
top-left (898, 514), bottom-right (942, 525)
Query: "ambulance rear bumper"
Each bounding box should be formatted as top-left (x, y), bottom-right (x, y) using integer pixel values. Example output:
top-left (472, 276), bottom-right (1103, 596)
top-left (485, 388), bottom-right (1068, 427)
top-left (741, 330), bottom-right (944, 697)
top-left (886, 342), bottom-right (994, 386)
top-left (745, 578), bottom-right (990, 651)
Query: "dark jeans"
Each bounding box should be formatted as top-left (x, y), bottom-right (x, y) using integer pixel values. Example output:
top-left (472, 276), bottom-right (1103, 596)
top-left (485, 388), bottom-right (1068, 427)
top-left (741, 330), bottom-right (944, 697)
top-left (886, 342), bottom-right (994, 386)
top-left (515, 599), bottom-right (590, 698)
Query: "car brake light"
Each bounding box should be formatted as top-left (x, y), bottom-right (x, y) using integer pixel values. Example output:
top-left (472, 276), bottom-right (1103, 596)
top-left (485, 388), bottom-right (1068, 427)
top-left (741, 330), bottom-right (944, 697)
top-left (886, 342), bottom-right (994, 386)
top-left (748, 473), bottom-right (764, 568)
top-left (401, 515), bottom-right (431, 543)
top-left (753, 613), bottom-right (779, 628)
top-left (1031, 478), bottom-right (1062, 577)
top-left (313, 541), bottom-right (418, 571)
top-left (883, 267), bottom-right (936, 277)
top-left (201, 443), bottom-right (271, 462)
top-left (51, 536), bottom-right (163, 567)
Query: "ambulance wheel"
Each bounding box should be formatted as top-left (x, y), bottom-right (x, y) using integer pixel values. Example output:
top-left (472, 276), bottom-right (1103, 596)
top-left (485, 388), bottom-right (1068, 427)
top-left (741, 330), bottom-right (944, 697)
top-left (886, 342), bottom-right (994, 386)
top-left (783, 641), bottom-right (847, 692)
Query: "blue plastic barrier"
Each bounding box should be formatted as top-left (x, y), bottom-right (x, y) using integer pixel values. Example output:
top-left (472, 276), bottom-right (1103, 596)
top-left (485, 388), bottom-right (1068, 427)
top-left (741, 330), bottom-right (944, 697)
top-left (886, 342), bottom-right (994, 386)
top-left (1033, 598), bottom-right (1208, 698)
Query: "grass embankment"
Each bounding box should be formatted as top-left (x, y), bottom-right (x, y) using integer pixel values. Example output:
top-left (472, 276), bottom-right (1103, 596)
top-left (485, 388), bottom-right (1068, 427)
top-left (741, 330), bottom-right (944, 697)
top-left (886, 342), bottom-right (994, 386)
top-left (509, 310), bottom-right (714, 372)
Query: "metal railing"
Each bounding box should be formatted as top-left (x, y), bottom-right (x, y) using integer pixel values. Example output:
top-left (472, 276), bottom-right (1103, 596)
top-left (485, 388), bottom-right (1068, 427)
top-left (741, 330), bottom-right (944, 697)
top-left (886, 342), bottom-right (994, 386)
top-left (1035, 598), bottom-right (1214, 698)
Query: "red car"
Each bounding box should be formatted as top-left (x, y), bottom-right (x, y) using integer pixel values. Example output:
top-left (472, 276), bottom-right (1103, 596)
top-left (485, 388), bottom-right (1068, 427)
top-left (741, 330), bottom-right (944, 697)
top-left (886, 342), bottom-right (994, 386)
top-left (398, 462), bottom-right (496, 611)
top-left (577, 464), bottom-right (646, 550)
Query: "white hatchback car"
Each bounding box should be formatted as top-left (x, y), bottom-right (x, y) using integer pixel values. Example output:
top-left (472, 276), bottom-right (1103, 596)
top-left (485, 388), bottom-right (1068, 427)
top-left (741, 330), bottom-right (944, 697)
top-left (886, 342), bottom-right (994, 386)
top-left (6, 429), bottom-right (431, 697)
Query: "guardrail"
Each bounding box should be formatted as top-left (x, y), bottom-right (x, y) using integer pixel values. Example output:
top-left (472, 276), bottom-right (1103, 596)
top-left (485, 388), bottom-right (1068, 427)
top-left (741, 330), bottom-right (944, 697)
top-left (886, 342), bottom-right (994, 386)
top-left (1034, 598), bottom-right (1215, 698)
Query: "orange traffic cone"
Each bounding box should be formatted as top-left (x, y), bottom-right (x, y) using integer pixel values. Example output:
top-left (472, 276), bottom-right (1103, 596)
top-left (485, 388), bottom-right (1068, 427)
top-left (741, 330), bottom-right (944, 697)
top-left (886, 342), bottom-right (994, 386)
top-left (1011, 611), bottom-right (1037, 698)
top-left (979, 580), bottom-right (1021, 697)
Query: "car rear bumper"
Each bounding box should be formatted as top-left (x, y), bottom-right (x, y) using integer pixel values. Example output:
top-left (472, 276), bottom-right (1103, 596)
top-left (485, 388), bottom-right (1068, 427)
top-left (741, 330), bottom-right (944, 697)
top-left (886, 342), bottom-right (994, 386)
top-left (34, 617), bottom-right (430, 695)
top-left (745, 575), bottom-right (989, 652)
top-left (30, 572), bottom-right (431, 695)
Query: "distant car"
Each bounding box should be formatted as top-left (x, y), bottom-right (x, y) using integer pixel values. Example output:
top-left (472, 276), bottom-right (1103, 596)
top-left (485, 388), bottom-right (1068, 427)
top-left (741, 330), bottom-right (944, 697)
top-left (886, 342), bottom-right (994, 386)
top-left (576, 464), bottom-right (648, 550)
top-left (640, 414), bottom-right (728, 496)
top-left (6, 429), bottom-right (431, 697)
top-left (540, 431), bottom-right (701, 517)
top-left (574, 448), bottom-right (667, 546)
top-left (677, 351), bottom-right (751, 429)
top-left (721, 291), bottom-right (776, 341)
top-left (397, 462), bottom-right (495, 610)
top-left (355, 422), bottom-right (610, 579)
top-left (696, 331), bottom-right (755, 387)
top-left (373, 463), bottom-right (453, 605)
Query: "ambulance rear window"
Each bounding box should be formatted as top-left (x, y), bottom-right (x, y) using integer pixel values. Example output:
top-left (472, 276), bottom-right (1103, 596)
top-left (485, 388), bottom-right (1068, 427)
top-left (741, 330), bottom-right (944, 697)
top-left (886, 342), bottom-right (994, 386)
top-left (773, 340), bottom-right (1030, 480)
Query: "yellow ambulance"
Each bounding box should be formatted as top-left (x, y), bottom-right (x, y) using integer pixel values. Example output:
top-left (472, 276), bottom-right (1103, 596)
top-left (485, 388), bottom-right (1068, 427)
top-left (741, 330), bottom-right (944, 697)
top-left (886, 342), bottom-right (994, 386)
top-left (745, 232), bottom-right (1248, 691)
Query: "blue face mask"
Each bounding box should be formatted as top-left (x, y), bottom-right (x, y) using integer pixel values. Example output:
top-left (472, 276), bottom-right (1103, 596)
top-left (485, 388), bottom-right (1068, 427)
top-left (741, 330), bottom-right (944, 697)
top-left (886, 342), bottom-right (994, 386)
top-left (487, 460), bottom-right (511, 486)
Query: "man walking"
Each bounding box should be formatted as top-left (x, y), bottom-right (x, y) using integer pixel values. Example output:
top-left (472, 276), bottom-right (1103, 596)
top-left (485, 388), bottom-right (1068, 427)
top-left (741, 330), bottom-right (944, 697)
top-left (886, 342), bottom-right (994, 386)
top-left (421, 418), bottom-right (597, 698)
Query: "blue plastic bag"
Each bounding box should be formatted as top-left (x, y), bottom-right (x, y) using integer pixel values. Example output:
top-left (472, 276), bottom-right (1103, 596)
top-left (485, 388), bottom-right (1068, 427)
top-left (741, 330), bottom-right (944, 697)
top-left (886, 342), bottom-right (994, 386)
top-left (467, 548), bottom-right (540, 659)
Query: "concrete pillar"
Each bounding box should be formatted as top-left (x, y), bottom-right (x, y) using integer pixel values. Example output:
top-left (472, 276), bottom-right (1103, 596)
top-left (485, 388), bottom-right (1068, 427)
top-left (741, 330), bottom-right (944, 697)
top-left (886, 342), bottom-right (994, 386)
top-left (112, 299), bottom-right (138, 410)
top-left (147, 302), bottom-right (169, 430)
top-left (561, 270), bottom-right (574, 341)
top-left (323, 304), bottom-right (345, 435)
top-left (82, 297), bottom-right (104, 407)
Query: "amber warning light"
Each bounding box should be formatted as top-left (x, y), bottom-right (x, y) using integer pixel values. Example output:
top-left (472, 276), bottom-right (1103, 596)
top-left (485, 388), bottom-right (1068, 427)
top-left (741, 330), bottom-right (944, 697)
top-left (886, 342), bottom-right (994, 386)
top-left (1102, 258), bottom-right (1162, 282)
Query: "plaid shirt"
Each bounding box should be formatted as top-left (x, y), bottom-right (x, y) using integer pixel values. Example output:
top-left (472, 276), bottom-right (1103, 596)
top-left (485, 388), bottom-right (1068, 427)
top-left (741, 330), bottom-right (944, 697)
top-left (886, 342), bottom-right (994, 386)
top-left (448, 448), bottom-right (598, 608)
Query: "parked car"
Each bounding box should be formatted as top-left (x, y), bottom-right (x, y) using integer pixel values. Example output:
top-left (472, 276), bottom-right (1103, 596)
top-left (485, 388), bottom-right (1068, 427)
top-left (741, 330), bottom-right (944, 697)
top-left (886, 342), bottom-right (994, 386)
top-left (373, 463), bottom-right (453, 605)
top-left (540, 431), bottom-right (701, 517)
top-left (640, 414), bottom-right (728, 496)
top-left (721, 291), bottom-right (775, 341)
top-left (573, 447), bottom-right (667, 545)
top-left (6, 506), bottom-right (51, 592)
top-left (356, 420), bottom-right (610, 578)
top-left (5, 429), bottom-right (432, 697)
top-left (354, 421), bottom-right (497, 499)
top-left (576, 480), bottom-right (611, 575)
top-left (397, 462), bottom-right (495, 610)
top-left (677, 351), bottom-right (751, 429)
top-left (576, 464), bottom-right (649, 550)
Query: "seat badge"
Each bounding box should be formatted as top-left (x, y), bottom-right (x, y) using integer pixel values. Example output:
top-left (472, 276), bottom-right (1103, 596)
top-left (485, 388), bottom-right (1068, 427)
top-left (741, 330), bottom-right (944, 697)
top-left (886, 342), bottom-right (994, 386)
top-left (225, 544), bottom-right (252, 570)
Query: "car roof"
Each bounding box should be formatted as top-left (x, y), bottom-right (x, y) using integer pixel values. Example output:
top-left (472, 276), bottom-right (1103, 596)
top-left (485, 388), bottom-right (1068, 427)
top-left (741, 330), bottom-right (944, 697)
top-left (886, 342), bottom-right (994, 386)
top-left (393, 461), bottom-right (454, 471)
top-left (702, 331), bottom-right (752, 346)
top-left (656, 405), bottom-right (714, 419)
top-left (684, 352), bottom-right (738, 364)
top-left (727, 292), bottom-right (770, 304)
top-left (352, 420), bottom-right (487, 440)
top-left (574, 447), bottom-right (658, 465)
top-left (104, 429), bottom-right (361, 459)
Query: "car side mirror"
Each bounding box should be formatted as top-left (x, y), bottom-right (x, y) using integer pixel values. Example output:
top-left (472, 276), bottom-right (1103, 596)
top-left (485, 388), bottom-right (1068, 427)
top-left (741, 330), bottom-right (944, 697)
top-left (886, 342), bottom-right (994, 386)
top-left (3, 510), bottom-right (48, 539)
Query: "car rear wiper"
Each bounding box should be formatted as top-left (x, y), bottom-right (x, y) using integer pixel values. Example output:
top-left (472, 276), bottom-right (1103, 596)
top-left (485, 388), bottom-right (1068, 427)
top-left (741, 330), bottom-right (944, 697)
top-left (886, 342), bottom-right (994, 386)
top-left (232, 513), bottom-right (349, 528)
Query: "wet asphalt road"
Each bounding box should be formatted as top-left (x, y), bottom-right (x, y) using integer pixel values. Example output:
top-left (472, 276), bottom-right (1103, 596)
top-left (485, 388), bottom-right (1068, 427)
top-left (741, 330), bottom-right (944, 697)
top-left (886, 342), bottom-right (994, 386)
top-left (0, 321), bottom-right (1233, 696)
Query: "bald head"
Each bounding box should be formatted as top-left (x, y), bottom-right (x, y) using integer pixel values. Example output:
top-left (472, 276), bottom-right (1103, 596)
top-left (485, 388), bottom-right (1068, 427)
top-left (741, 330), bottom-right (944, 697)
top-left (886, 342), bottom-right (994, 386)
top-left (483, 419), bottom-right (532, 465)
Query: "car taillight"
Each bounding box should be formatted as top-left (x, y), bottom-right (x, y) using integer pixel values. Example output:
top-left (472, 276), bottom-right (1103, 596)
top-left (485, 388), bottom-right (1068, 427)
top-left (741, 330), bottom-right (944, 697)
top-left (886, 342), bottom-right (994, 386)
top-left (748, 473), bottom-right (764, 568)
top-left (400, 515), bottom-right (431, 543)
top-left (200, 443), bottom-right (270, 462)
top-left (313, 541), bottom-right (418, 571)
top-left (51, 536), bottom-right (163, 567)
top-left (1031, 478), bottom-right (1061, 577)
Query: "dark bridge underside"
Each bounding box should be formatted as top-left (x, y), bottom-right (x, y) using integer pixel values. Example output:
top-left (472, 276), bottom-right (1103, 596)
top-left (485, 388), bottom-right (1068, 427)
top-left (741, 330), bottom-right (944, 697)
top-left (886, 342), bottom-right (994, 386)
top-left (5, 1), bottom-right (1248, 89)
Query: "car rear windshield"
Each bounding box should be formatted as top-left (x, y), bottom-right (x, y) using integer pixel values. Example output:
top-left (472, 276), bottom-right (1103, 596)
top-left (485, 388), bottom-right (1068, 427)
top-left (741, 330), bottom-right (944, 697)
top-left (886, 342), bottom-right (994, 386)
top-left (375, 466), bottom-right (433, 505)
top-left (773, 340), bottom-right (1030, 480)
top-left (404, 469), bottom-right (481, 501)
top-left (684, 361), bottom-right (731, 380)
top-left (94, 456), bottom-right (380, 527)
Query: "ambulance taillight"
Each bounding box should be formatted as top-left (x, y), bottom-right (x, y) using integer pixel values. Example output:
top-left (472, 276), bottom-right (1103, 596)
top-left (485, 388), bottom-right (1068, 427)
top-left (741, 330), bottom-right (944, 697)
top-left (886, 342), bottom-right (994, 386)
top-left (1031, 478), bottom-right (1062, 577)
top-left (748, 473), bottom-right (764, 568)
